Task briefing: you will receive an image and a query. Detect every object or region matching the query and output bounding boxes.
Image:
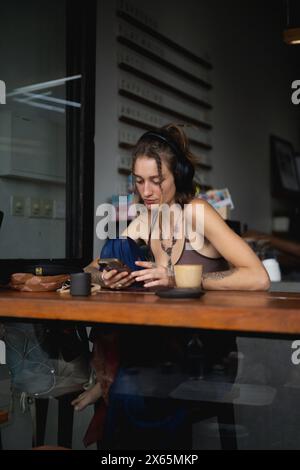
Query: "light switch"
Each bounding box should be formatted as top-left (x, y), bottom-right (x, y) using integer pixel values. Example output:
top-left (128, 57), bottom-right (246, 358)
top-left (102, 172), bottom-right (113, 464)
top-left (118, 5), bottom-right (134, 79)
top-left (40, 199), bottom-right (53, 218)
top-left (11, 196), bottom-right (25, 216)
top-left (29, 198), bottom-right (41, 218)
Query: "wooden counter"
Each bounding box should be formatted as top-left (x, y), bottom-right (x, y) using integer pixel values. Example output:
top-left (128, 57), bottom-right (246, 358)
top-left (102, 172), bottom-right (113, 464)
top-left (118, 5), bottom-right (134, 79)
top-left (0, 289), bottom-right (300, 335)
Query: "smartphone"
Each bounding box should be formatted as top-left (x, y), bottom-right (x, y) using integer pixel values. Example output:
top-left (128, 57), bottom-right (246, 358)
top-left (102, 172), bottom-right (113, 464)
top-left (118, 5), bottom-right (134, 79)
top-left (98, 258), bottom-right (131, 274)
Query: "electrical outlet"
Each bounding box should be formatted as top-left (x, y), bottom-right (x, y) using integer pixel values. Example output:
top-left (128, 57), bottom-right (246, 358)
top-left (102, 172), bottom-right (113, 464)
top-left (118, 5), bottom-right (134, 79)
top-left (29, 198), bottom-right (41, 218)
top-left (11, 196), bottom-right (25, 216)
top-left (40, 199), bottom-right (53, 218)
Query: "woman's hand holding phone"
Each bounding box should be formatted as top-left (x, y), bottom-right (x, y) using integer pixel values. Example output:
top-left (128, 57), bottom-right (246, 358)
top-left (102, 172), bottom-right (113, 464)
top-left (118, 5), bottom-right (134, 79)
top-left (101, 268), bottom-right (135, 289)
top-left (98, 259), bottom-right (135, 290)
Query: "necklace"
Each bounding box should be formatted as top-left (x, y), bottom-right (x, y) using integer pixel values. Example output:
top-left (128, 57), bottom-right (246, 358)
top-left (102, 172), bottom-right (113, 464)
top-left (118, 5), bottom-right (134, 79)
top-left (159, 232), bottom-right (177, 276)
top-left (158, 209), bottom-right (181, 276)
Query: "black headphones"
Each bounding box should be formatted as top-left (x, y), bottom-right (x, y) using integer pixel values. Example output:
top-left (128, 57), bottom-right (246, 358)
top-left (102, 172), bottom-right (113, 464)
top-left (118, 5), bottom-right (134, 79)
top-left (138, 130), bottom-right (195, 192)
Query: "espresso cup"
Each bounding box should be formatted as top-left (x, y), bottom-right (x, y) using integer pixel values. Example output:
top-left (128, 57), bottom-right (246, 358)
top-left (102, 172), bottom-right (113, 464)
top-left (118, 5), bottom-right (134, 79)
top-left (70, 272), bottom-right (91, 296)
top-left (174, 264), bottom-right (203, 289)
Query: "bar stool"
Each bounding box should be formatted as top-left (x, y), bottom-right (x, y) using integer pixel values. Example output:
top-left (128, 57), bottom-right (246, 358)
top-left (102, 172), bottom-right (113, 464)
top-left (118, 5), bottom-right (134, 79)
top-left (34, 391), bottom-right (80, 448)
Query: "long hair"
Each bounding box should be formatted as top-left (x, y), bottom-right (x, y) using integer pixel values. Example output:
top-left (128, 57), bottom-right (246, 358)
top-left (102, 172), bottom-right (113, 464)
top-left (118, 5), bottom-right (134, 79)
top-left (132, 124), bottom-right (197, 207)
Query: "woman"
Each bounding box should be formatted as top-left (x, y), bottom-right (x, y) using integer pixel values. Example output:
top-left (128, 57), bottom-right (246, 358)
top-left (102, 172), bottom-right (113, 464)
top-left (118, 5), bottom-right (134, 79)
top-left (72, 124), bottom-right (270, 447)
top-left (88, 123), bottom-right (269, 291)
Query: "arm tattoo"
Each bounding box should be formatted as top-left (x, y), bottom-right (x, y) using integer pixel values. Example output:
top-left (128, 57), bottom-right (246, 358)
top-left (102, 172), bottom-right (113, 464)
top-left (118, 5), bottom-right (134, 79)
top-left (84, 266), bottom-right (104, 286)
top-left (203, 268), bottom-right (236, 281)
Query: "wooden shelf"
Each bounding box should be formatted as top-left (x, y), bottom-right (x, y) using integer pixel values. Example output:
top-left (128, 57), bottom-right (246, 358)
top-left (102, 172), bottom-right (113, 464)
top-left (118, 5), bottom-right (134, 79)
top-left (118, 117), bottom-right (212, 151)
top-left (119, 63), bottom-right (212, 110)
top-left (119, 89), bottom-right (212, 130)
top-left (189, 138), bottom-right (212, 151)
top-left (117, 37), bottom-right (212, 90)
top-left (116, 5), bottom-right (214, 186)
top-left (119, 114), bottom-right (156, 131)
top-left (118, 167), bottom-right (131, 176)
top-left (196, 162), bottom-right (213, 171)
top-left (119, 142), bottom-right (135, 150)
top-left (117, 10), bottom-right (212, 70)
top-left (195, 183), bottom-right (212, 191)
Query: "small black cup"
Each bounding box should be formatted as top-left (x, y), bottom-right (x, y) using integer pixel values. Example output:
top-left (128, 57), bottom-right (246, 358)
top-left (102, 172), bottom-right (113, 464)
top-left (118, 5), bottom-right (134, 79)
top-left (70, 272), bottom-right (91, 296)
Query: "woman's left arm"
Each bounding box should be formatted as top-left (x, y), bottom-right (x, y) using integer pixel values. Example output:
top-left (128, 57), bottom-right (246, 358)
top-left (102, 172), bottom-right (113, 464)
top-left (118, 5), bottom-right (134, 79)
top-left (131, 261), bottom-right (173, 288)
top-left (195, 200), bottom-right (270, 291)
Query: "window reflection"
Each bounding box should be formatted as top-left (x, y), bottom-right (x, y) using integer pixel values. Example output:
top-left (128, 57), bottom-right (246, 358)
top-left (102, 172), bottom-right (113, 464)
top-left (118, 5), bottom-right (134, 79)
top-left (0, 0), bottom-right (82, 259)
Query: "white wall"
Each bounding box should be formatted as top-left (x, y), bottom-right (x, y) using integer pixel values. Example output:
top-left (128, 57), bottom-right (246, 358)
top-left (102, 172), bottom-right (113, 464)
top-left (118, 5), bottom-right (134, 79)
top-left (93, 0), bottom-right (300, 256)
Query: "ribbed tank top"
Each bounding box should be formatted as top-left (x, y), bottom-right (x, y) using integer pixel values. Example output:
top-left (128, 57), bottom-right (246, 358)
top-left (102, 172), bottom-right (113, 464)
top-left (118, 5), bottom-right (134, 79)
top-left (176, 241), bottom-right (229, 274)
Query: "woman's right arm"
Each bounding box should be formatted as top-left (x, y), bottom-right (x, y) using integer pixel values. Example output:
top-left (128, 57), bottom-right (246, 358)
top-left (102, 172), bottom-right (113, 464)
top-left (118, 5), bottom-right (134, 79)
top-left (85, 212), bottom-right (148, 289)
top-left (84, 260), bottom-right (133, 289)
top-left (84, 259), bottom-right (104, 285)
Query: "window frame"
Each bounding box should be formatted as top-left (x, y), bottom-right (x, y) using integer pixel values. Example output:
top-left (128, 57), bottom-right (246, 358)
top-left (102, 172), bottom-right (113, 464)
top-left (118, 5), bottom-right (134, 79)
top-left (0, 0), bottom-right (96, 283)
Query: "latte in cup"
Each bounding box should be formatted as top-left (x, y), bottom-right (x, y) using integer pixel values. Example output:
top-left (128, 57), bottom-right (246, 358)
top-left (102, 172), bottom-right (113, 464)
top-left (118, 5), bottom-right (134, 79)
top-left (174, 264), bottom-right (203, 288)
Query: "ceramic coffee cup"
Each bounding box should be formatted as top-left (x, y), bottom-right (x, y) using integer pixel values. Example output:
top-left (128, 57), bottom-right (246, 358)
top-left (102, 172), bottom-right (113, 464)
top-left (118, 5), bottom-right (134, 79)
top-left (262, 258), bottom-right (281, 282)
top-left (70, 272), bottom-right (91, 296)
top-left (174, 264), bottom-right (203, 289)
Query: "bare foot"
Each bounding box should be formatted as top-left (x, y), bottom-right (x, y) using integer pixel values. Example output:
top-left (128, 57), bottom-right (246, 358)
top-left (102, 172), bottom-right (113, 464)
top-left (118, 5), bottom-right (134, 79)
top-left (71, 383), bottom-right (102, 411)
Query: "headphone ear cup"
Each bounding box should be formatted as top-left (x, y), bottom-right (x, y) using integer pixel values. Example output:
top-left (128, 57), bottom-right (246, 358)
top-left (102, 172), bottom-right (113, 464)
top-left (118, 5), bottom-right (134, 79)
top-left (175, 160), bottom-right (194, 192)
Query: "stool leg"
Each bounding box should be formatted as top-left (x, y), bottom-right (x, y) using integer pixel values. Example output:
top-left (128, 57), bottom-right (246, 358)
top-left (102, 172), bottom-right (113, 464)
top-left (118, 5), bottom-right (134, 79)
top-left (35, 398), bottom-right (49, 447)
top-left (217, 404), bottom-right (237, 450)
top-left (57, 393), bottom-right (78, 449)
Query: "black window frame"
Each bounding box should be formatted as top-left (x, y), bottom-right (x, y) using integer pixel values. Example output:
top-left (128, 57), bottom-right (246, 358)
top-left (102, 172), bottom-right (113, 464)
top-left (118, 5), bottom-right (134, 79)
top-left (0, 0), bottom-right (96, 283)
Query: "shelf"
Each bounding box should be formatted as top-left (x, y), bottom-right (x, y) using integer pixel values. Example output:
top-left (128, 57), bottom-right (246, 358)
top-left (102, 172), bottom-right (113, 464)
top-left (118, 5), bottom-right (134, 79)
top-left (119, 142), bottom-right (135, 150)
top-left (116, 3), bottom-right (214, 186)
top-left (0, 173), bottom-right (66, 185)
top-left (119, 62), bottom-right (212, 110)
top-left (119, 89), bottom-right (212, 130)
top-left (116, 10), bottom-right (212, 70)
top-left (118, 167), bottom-right (131, 176)
top-left (195, 183), bottom-right (212, 192)
top-left (187, 138), bottom-right (212, 151)
top-left (196, 162), bottom-right (213, 171)
top-left (118, 116), bottom-right (213, 150)
top-left (117, 37), bottom-right (212, 90)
